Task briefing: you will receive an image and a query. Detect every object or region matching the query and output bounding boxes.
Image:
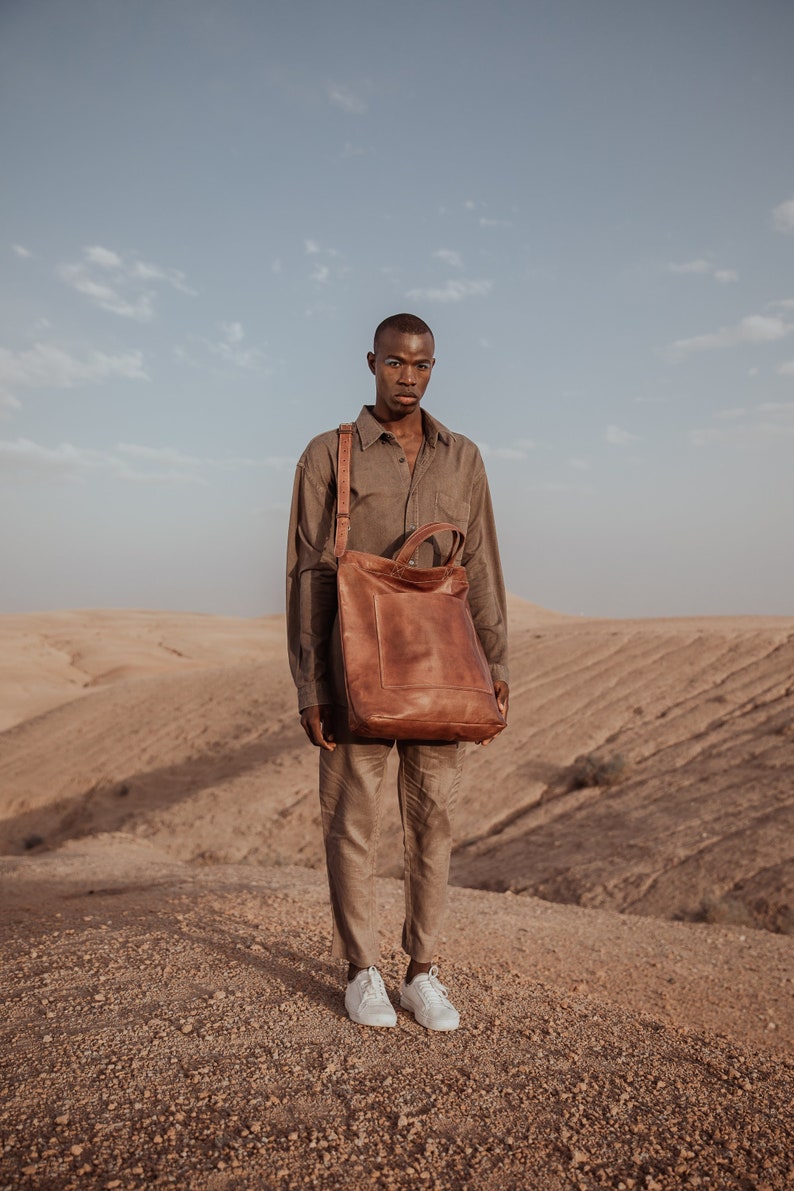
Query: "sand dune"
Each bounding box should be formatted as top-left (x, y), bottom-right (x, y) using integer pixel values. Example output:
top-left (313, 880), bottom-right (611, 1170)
top-left (2, 603), bottom-right (791, 932)
top-left (0, 609), bottom-right (278, 732)
top-left (1, 604), bottom-right (792, 1188)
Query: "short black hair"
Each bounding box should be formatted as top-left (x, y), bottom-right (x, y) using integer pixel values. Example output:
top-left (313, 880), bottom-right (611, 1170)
top-left (373, 312), bottom-right (434, 352)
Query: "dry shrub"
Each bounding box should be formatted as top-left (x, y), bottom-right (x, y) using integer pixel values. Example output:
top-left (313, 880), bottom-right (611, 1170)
top-left (695, 894), bottom-right (793, 935)
top-left (696, 895), bottom-right (755, 929)
top-left (568, 752), bottom-right (629, 791)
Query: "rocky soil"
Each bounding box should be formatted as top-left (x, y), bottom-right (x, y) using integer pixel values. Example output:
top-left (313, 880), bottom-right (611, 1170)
top-left (1, 840), bottom-right (792, 1190)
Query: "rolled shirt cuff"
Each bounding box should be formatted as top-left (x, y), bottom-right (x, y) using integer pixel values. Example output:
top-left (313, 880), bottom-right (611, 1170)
top-left (489, 664), bottom-right (510, 685)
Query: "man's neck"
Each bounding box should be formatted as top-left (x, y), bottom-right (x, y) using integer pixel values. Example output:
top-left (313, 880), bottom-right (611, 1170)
top-left (370, 405), bottom-right (425, 441)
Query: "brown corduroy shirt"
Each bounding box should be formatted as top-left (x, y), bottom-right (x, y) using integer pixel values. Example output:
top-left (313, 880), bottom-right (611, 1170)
top-left (286, 405), bottom-right (509, 712)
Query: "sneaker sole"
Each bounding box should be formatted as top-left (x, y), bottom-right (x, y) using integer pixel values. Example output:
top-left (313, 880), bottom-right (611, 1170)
top-left (346, 1007), bottom-right (397, 1028)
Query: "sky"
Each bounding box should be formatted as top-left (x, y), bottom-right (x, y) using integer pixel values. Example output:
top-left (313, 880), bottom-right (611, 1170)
top-left (1, 0), bottom-right (793, 620)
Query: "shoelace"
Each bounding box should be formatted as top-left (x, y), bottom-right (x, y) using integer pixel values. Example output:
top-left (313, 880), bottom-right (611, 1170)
top-left (416, 965), bottom-right (451, 1006)
top-left (359, 966), bottom-right (389, 1006)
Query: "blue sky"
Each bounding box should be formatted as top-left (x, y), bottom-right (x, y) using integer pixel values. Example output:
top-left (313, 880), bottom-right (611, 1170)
top-left (2, 0), bottom-right (793, 618)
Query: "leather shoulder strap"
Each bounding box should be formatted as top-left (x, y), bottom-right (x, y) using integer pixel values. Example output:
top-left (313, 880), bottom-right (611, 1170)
top-left (334, 423), bottom-right (354, 558)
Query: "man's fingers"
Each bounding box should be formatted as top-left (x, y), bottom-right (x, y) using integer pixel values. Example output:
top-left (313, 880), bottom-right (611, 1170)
top-left (494, 681), bottom-right (510, 720)
top-left (300, 706), bottom-right (337, 751)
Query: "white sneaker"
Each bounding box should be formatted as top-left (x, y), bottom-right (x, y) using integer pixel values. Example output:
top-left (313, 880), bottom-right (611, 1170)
top-left (344, 966), bottom-right (397, 1027)
top-left (400, 965), bottom-right (460, 1031)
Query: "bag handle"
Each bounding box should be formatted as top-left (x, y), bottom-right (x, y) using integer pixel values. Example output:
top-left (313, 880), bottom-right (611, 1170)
top-left (394, 522), bottom-right (465, 568)
top-left (334, 423), bottom-right (354, 558)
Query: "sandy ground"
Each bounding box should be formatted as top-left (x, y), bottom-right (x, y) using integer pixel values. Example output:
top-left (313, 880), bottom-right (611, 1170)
top-left (2, 838), bottom-right (792, 1190)
top-left (1, 605), bottom-right (792, 1189)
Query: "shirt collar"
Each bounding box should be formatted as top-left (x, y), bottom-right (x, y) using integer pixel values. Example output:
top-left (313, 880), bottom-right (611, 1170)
top-left (354, 405), bottom-right (457, 450)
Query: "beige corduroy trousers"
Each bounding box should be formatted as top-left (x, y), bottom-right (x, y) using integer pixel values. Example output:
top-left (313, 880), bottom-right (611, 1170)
top-left (318, 714), bottom-right (465, 969)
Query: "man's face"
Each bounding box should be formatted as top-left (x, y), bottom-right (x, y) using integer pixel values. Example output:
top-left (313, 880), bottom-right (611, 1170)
top-left (367, 330), bottom-right (435, 421)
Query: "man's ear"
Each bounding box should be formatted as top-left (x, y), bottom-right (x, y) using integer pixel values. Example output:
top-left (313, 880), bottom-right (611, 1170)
top-left (366, 351), bottom-right (376, 374)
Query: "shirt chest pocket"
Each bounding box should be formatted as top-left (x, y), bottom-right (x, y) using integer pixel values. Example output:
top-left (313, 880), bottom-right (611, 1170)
top-left (434, 491), bottom-right (470, 534)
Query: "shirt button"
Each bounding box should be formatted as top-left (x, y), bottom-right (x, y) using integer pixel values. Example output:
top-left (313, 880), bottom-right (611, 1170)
top-left (409, 524), bottom-right (416, 531)
top-left (398, 456), bottom-right (406, 463)
top-left (408, 559), bottom-right (416, 566)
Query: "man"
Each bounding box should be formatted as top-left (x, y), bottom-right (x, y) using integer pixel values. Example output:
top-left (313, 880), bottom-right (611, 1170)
top-left (286, 312), bottom-right (508, 1030)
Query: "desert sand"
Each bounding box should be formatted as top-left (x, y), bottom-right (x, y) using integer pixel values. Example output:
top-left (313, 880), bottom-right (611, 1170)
top-left (1, 602), bottom-right (792, 1190)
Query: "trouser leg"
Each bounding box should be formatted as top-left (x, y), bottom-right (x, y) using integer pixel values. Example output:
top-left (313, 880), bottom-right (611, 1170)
top-left (397, 740), bottom-right (465, 963)
top-left (318, 721), bottom-right (393, 969)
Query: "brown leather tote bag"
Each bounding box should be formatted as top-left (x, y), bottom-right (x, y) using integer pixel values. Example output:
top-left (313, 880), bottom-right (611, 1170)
top-left (334, 424), bottom-right (506, 743)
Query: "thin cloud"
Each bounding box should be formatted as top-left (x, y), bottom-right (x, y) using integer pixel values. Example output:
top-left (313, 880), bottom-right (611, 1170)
top-left (667, 314), bottom-right (794, 360)
top-left (479, 217), bottom-right (512, 228)
top-left (59, 265), bottom-right (156, 321)
top-left (12, 244), bottom-right (32, 258)
top-left (59, 245), bottom-right (196, 321)
top-left (129, 259), bottom-right (195, 295)
top-left (117, 443), bottom-right (204, 468)
top-left (527, 480), bottom-right (595, 495)
top-left (477, 441), bottom-right (530, 461)
top-left (85, 245), bottom-right (122, 269)
top-left (303, 239), bottom-right (346, 286)
top-left (0, 342), bottom-right (147, 408)
top-left (758, 401), bottom-right (794, 416)
top-left (304, 238), bottom-right (341, 259)
top-left (0, 438), bottom-right (205, 484)
top-left (669, 259), bottom-right (711, 275)
top-left (668, 259), bottom-right (738, 284)
top-left (191, 322), bottom-right (269, 371)
top-left (690, 422), bottom-right (794, 447)
top-left (433, 249), bottom-right (463, 269)
top-left (406, 279), bottom-right (492, 304)
top-left (772, 198), bottom-right (794, 234)
top-left (341, 142), bottom-right (368, 159)
top-left (221, 321), bottom-right (244, 345)
top-left (212, 454), bottom-right (295, 471)
top-left (605, 425), bottom-right (641, 446)
top-left (778, 360), bottom-right (794, 376)
top-left (0, 437), bottom-right (292, 482)
top-left (690, 402), bottom-right (794, 446)
top-left (328, 84), bottom-right (366, 114)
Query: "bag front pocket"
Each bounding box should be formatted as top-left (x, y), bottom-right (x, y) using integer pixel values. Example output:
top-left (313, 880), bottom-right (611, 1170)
top-left (374, 591), bottom-right (493, 693)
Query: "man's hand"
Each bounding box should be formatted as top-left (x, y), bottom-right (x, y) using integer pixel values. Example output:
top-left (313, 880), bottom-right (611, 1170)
top-left (478, 680), bottom-right (509, 747)
top-left (300, 704), bottom-right (337, 751)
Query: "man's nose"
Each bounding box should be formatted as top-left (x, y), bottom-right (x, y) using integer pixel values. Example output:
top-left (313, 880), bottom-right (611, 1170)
top-left (399, 366), bottom-right (417, 385)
